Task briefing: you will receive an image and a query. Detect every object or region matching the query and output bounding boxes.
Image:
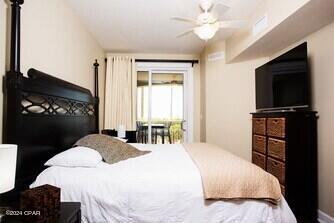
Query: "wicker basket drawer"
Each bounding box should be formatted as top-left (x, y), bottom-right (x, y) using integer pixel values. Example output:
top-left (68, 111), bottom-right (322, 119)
top-left (280, 185), bottom-right (285, 196)
top-left (253, 135), bottom-right (267, 154)
top-left (268, 138), bottom-right (286, 161)
top-left (267, 158), bottom-right (285, 184)
top-left (252, 151), bottom-right (266, 169)
top-left (253, 118), bottom-right (266, 135)
top-left (267, 118), bottom-right (286, 138)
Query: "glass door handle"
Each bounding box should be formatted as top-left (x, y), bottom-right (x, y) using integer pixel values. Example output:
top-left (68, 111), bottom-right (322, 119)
top-left (181, 120), bottom-right (186, 131)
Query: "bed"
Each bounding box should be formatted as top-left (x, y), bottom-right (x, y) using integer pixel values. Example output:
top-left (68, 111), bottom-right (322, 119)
top-left (31, 143), bottom-right (296, 223)
top-left (2, 1), bottom-right (296, 222)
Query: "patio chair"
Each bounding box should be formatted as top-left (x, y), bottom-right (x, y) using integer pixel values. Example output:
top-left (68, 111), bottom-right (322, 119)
top-left (136, 121), bottom-right (147, 143)
top-left (156, 122), bottom-right (172, 144)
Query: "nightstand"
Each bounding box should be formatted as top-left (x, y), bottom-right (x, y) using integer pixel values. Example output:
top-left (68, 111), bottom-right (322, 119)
top-left (102, 129), bottom-right (137, 143)
top-left (59, 202), bottom-right (81, 223)
top-left (2, 202), bottom-right (81, 223)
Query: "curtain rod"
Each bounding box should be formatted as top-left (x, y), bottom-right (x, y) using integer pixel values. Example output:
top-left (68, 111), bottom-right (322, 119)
top-left (104, 58), bottom-right (199, 66)
top-left (135, 59), bottom-right (199, 64)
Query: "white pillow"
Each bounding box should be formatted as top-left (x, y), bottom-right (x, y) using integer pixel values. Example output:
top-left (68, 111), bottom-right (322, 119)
top-left (112, 137), bottom-right (128, 143)
top-left (45, 146), bottom-right (102, 167)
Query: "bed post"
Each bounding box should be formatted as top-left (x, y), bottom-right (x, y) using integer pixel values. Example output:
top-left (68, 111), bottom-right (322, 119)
top-left (94, 59), bottom-right (99, 98)
top-left (93, 60), bottom-right (100, 133)
top-left (3, 0), bottom-right (24, 144)
top-left (9, 0), bottom-right (24, 75)
top-left (0, 0), bottom-right (24, 204)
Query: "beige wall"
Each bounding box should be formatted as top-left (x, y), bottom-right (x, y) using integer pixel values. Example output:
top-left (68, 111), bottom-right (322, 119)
top-left (199, 53), bottom-right (206, 142)
top-left (270, 22), bottom-right (334, 218)
top-left (203, 41), bottom-right (268, 160)
top-left (226, 0), bottom-right (310, 62)
top-left (193, 62), bottom-right (201, 142)
top-left (0, 0), bottom-right (105, 142)
top-left (107, 53), bottom-right (202, 142)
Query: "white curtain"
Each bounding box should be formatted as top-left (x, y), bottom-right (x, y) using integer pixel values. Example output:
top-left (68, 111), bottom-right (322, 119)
top-left (104, 56), bottom-right (137, 130)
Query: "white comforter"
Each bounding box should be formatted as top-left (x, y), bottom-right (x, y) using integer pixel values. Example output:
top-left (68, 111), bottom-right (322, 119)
top-left (31, 144), bottom-right (296, 223)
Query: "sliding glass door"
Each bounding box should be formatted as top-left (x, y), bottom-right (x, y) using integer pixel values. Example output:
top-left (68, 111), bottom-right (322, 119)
top-left (136, 64), bottom-right (191, 144)
top-left (151, 72), bottom-right (184, 144)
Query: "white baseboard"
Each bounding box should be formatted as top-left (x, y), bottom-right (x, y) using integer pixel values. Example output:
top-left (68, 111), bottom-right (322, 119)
top-left (319, 210), bottom-right (334, 223)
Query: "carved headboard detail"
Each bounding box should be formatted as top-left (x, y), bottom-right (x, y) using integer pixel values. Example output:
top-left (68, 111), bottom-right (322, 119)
top-left (21, 92), bottom-right (96, 116)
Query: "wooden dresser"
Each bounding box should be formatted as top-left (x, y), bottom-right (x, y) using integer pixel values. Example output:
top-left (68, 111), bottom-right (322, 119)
top-left (251, 111), bottom-right (317, 223)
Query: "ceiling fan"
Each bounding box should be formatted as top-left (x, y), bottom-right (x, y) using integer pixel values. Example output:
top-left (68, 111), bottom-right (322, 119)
top-left (172, 0), bottom-right (247, 41)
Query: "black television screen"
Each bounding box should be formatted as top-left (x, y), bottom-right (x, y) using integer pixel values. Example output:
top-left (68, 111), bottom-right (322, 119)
top-left (255, 42), bottom-right (310, 111)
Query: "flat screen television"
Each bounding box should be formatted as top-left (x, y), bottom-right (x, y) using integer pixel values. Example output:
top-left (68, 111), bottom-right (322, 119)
top-left (255, 42), bottom-right (310, 111)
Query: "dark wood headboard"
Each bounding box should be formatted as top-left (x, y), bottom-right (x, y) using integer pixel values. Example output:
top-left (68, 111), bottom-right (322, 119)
top-left (1, 0), bottom-right (100, 202)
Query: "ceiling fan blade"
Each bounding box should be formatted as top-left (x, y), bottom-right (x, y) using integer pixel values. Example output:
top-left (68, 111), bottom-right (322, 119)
top-left (176, 29), bottom-right (194, 38)
top-left (171, 16), bottom-right (197, 24)
top-left (213, 0), bottom-right (232, 9)
top-left (211, 1), bottom-right (230, 15)
top-left (219, 20), bottom-right (247, 29)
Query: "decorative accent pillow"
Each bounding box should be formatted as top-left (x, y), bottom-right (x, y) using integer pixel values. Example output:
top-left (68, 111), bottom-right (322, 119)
top-left (74, 134), bottom-right (150, 164)
top-left (45, 146), bottom-right (102, 167)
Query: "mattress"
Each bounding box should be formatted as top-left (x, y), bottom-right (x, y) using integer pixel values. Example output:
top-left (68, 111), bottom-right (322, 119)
top-left (31, 143), bottom-right (296, 223)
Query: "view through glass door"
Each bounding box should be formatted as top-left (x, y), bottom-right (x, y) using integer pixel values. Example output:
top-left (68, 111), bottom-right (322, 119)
top-left (136, 70), bottom-right (186, 144)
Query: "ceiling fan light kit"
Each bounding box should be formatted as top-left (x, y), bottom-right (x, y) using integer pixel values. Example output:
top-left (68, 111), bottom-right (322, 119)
top-left (173, 0), bottom-right (246, 41)
top-left (194, 22), bottom-right (219, 41)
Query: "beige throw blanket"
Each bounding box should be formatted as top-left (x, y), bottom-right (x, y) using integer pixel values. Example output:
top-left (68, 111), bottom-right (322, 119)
top-left (183, 143), bottom-right (281, 204)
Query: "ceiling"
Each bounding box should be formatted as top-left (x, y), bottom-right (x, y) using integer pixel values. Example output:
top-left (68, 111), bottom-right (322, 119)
top-left (67, 0), bottom-right (263, 54)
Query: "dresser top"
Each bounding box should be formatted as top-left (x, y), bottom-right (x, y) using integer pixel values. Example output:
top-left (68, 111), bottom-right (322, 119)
top-left (251, 110), bottom-right (317, 115)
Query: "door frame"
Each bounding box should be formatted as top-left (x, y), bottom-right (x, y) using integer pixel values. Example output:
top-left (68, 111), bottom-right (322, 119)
top-left (136, 62), bottom-right (194, 143)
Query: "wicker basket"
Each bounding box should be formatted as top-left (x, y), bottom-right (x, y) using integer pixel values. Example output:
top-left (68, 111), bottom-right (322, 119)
top-left (268, 138), bottom-right (286, 161)
top-left (252, 152), bottom-right (266, 169)
top-left (252, 118), bottom-right (266, 135)
top-left (267, 118), bottom-right (286, 138)
top-left (20, 184), bottom-right (60, 223)
top-left (267, 158), bottom-right (285, 184)
top-left (253, 135), bottom-right (266, 154)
